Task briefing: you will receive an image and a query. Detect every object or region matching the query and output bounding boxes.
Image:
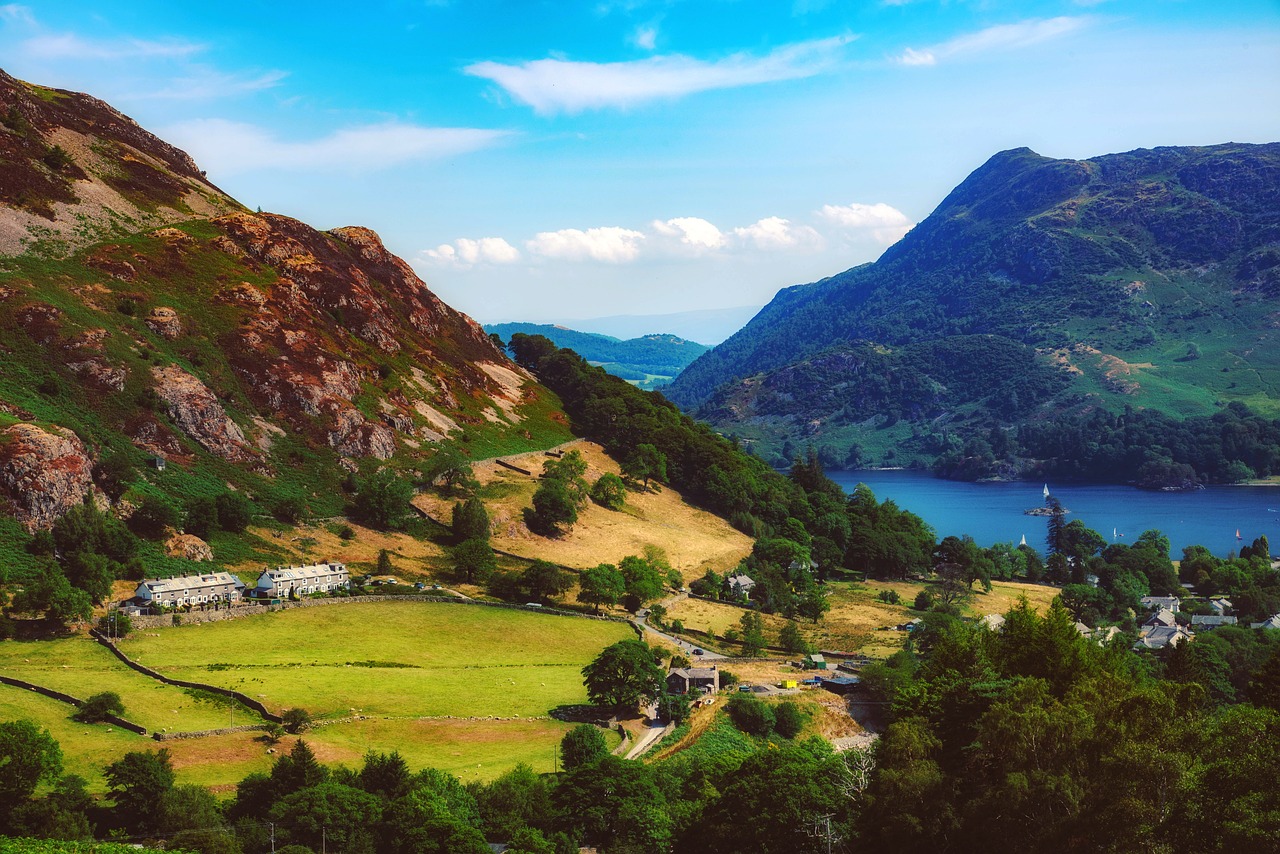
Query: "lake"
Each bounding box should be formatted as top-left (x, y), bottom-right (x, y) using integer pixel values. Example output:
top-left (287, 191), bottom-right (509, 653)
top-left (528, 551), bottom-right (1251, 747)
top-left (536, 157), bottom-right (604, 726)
top-left (829, 469), bottom-right (1280, 559)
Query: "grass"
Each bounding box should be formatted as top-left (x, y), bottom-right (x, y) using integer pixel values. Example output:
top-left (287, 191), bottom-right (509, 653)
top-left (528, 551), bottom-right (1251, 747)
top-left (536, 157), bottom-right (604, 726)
top-left (118, 601), bottom-right (631, 719)
top-left (0, 637), bottom-right (253, 732)
top-left (415, 440), bottom-right (754, 579)
top-left (666, 578), bottom-right (1062, 658)
top-left (0, 683), bottom-right (145, 792)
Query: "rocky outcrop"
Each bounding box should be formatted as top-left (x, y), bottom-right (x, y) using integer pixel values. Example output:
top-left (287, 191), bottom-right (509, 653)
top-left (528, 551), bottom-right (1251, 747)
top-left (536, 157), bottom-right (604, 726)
top-left (145, 307), bottom-right (182, 340)
top-left (150, 365), bottom-right (255, 462)
top-left (0, 423), bottom-right (94, 529)
top-left (327, 408), bottom-right (396, 460)
top-left (165, 533), bottom-right (213, 562)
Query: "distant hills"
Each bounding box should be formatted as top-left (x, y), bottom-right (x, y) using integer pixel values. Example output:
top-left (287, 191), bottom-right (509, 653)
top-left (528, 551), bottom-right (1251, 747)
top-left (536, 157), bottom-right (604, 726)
top-left (666, 143), bottom-right (1280, 481)
top-left (485, 322), bottom-right (708, 390)
top-left (545, 304), bottom-right (762, 345)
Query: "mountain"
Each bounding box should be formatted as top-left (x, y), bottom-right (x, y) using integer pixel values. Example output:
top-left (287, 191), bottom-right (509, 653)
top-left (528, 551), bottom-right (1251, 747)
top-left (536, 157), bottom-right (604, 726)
top-left (666, 143), bottom-right (1280, 477)
top-left (0, 69), bottom-right (567, 555)
top-left (551, 304), bottom-right (762, 345)
top-left (485, 322), bottom-right (709, 389)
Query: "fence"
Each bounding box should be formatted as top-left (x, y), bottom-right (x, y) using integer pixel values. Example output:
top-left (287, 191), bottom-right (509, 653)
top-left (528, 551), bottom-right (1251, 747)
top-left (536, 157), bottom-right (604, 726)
top-left (0, 674), bottom-right (148, 735)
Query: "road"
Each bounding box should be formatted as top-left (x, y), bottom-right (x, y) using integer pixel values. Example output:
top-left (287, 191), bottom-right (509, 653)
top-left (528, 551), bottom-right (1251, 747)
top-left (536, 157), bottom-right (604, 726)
top-left (633, 592), bottom-right (729, 661)
top-left (624, 702), bottom-right (672, 760)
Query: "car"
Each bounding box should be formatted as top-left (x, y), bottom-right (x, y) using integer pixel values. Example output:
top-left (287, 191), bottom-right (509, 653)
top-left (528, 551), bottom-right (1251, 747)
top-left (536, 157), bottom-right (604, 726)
top-left (692, 648), bottom-right (704, 655)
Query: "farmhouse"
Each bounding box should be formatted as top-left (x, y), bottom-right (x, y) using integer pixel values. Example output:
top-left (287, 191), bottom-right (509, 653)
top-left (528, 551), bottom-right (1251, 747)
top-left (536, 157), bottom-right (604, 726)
top-left (1135, 625), bottom-right (1192, 650)
top-left (135, 572), bottom-right (244, 608)
top-left (667, 667), bottom-right (720, 695)
top-left (252, 562), bottom-right (349, 599)
top-left (1140, 595), bottom-right (1181, 612)
top-left (726, 574), bottom-right (756, 599)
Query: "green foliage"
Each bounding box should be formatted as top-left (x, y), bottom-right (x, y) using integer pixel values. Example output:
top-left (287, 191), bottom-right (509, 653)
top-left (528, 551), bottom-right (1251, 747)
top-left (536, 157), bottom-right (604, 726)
top-left (878, 589), bottom-right (902, 605)
top-left (127, 494), bottom-right (180, 539)
top-left (588, 472), bottom-right (626, 510)
top-left (773, 700), bottom-right (805, 739)
top-left (581, 639), bottom-right (664, 711)
top-left (451, 538), bottom-right (495, 585)
top-left (352, 469), bottom-right (415, 531)
top-left (577, 563), bottom-right (624, 614)
top-left (778, 620), bottom-right (810, 654)
top-left (282, 707), bottom-right (312, 734)
top-left (560, 724), bottom-right (608, 770)
top-left (0, 720), bottom-right (63, 810)
top-left (71, 692), bottom-right (124, 724)
top-left (451, 496), bottom-right (489, 543)
top-left (485, 323), bottom-right (710, 378)
top-left (726, 694), bottom-right (775, 737)
top-left (520, 560), bottom-right (571, 604)
top-left (104, 748), bottom-right (175, 830)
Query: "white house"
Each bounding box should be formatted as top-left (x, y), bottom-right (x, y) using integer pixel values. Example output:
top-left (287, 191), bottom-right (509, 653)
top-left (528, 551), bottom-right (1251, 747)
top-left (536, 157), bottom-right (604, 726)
top-left (252, 562), bottom-right (349, 599)
top-left (135, 573), bottom-right (244, 608)
top-left (1209, 598), bottom-right (1233, 616)
top-left (726, 574), bottom-right (756, 599)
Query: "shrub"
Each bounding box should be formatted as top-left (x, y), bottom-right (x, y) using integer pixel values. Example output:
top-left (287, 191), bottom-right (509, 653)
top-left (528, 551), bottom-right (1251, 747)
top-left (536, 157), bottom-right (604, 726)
top-left (914, 589), bottom-right (935, 611)
top-left (273, 496), bottom-right (308, 525)
top-left (589, 473), bottom-right (627, 510)
top-left (560, 724), bottom-right (608, 770)
top-left (282, 708), bottom-right (311, 734)
top-left (73, 691), bottom-right (124, 723)
top-left (127, 495), bottom-right (180, 539)
top-left (213, 492), bottom-right (253, 533)
top-left (726, 694), bottom-right (774, 737)
top-left (773, 701), bottom-right (805, 739)
top-left (878, 589), bottom-right (902, 605)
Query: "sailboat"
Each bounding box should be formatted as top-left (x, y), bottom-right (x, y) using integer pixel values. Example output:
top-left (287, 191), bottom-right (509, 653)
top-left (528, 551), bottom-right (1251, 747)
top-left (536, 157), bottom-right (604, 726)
top-left (1043, 483), bottom-right (1050, 499)
top-left (1113, 527), bottom-right (1118, 541)
top-left (1236, 529), bottom-right (1243, 540)
top-left (1019, 534), bottom-right (1027, 547)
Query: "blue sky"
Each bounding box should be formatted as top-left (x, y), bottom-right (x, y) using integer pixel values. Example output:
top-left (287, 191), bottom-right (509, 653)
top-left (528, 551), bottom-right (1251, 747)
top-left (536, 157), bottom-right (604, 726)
top-left (2, 1), bottom-right (1279, 335)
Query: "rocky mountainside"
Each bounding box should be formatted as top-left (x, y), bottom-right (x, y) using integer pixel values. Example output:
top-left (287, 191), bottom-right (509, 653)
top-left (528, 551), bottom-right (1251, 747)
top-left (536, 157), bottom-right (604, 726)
top-left (0, 70), bottom-right (566, 546)
top-left (666, 143), bottom-right (1280, 473)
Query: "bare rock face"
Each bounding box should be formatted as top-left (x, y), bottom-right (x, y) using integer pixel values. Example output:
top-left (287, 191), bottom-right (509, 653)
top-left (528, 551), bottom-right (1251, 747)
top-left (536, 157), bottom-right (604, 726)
top-left (150, 365), bottom-right (255, 462)
top-left (145, 306), bottom-right (182, 340)
top-left (0, 423), bottom-right (94, 529)
top-left (166, 533), bottom-right (213, 562)
top-left (66, 358), bottom-right (126, 391)
top-left (327, 407), bottom-right (397, 460)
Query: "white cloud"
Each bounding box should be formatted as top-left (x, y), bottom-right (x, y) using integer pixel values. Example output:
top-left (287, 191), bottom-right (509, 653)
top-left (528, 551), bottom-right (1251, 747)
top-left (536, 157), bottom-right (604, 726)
top-left (897, 16), bottom-right (1092, 66)
top-left (652, 216), bottom-right (724, 250)
top-left (632, 25), bottom-right (658, 50)
top-left (819, 202), bottom-right (913, 244)
top-left (161, 119), bottom-right (509, 176)
top-left (133, 68), bottom-right (287, 100)
top-left (732, 216), bottom-right (821, 251)
top-left (423, 237), bottom-right (521, 268)
top-left (466, 34), bottom-right (854, 114)
top-left (0, 4), bottom-right (34, 24)
top-left (527, 227), bottom-right (646, 263)
top-left (22, 32), bottom-right (204, 60)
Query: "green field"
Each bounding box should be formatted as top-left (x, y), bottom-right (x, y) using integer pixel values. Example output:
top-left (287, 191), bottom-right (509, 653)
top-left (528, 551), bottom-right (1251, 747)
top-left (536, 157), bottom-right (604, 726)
top-left (0, 638), bottom-right (250, 732)
top-left (1, 602), bottom-right (633, 790)
top-left (118, 602), bottom-right (632, 719)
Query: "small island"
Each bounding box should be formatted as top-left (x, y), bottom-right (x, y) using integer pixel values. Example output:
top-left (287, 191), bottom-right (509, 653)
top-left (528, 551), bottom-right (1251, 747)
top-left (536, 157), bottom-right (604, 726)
top-left (1024, 505), bottom-right (1070, 516)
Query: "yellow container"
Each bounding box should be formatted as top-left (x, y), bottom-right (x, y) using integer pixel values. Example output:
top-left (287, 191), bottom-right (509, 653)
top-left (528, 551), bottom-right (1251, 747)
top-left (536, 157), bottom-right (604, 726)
top-left (779, 679), bottom-right (797, 689)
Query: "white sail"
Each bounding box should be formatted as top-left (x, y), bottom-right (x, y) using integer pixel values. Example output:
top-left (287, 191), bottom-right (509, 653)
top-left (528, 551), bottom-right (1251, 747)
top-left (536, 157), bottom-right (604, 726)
top-left (1043, 483), bottom-right (1050, 499)
top-left (1019, 534), bottom-right (1027, 547)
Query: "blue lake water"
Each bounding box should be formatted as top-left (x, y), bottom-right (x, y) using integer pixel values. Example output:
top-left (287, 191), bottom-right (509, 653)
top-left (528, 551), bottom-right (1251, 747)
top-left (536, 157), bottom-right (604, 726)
top-left (828, 469), bottom-right (1280, 559)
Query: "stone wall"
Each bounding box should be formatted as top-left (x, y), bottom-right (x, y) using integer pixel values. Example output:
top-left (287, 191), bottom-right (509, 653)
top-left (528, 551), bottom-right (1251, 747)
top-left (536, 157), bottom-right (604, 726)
top-left (0, 674), bottom-right (148, 735)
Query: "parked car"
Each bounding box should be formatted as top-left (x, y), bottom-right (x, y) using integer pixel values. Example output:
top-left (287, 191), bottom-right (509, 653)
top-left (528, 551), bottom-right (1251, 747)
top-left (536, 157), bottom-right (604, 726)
top-left (693, 648), bottom-right (704, 655)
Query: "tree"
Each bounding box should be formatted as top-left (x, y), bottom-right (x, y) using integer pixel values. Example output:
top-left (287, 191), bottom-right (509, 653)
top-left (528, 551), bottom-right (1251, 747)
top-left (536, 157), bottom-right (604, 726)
top-left (214, 491), bottom-right (254, 533)
top-left (779, 620), bottom-right (810, 654)
top-left (726, 694), bottom-right (775, 737)
top-left (0, 720), bottom-right (63, 812)
top-left (282, 707), bottom-right (312, 734)
top-left (360, 750), bottom-right (412, 800)
top-left (451, 496), bottom-right (490, 542)
top-left (73, 691), bottom-right (124, 723)
top-left (656, 689), bottom-right (692, 725)
top-left (128, 494), bottom-right (181, 539)
top-left (797, 586), bottom-right (831, 623)
top-left (581, 639), bottom-right (664, 710)
top-left (560, 724), bottom-right (608, 770)
top-left (453, 538), bottom-right (496, 585)
top-left (589, 473), bottom-right (627, 510)
top-left (12, 565), bottom-right (92, 628)
top-left (421, 444), bottom-right (477, 495)
top-left (376, 548), bottom-right (395, 575)
top-left (619, 554), bottom-right (665, 610)
top-left (522, 560), bottom-right (571, 603)
top-left (1045, 495), bottom-right (1067, 555)
top-left (105, 748), bottom-right (175, 829)
top-left (93, 451), bottom-right (136, 500)
top-left (739, 610), bottom-right (767, 656)
top-left (622, 443), bottom-right (666, 488)
top-left (773, 701), bottom-right (805, 739)
top-left (577, 563), bottom-right (625, 614)
top-left (271, 781), bottom-right (381, 854)
top-left (526, 479), bottom-right (578, 535)
top-left (353, 469), bottom-right (415, 531)
top-left (270, 739), bottom-right (328, 796)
